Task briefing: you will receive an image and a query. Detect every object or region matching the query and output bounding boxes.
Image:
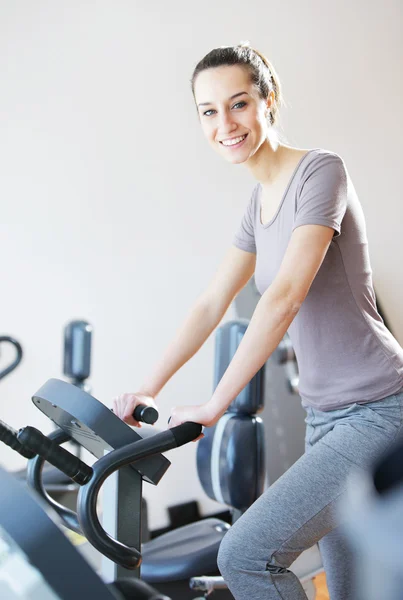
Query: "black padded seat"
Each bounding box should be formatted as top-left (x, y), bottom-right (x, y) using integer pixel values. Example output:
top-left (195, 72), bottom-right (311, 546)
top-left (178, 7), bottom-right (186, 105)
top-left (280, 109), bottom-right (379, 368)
top-left (141, 518), bottom-right (230, 582)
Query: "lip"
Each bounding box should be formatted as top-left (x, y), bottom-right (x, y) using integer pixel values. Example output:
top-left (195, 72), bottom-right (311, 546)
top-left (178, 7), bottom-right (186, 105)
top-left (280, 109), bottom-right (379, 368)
top-left (219, 133), bottom-right (248, 149)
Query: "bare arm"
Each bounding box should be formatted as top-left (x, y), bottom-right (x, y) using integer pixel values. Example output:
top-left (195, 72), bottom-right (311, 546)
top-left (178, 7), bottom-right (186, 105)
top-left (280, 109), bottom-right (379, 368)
top-left (139, 246), bottom-right (256, 398)
top-left (201, 224), bottom-right (335, 422)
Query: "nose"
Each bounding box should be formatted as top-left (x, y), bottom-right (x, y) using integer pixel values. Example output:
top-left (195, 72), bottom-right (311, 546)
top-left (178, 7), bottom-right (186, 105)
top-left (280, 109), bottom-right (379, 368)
top-left (217, 110), bottom-right (237, 136)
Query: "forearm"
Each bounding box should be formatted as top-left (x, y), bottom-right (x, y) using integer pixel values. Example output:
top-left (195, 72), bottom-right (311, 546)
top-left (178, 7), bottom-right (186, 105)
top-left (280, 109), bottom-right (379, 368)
top-left (139, 298), bottom-right (226, 399)
top-left (206, 287), bottom-right (300, 420)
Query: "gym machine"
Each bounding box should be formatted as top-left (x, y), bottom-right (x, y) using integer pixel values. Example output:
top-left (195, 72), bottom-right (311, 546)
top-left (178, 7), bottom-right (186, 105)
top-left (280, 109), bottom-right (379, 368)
top-left (11, 321), bottom-right (94, 509)
top-left (0, 381), bottom-right (201, 595)
top-left (12, 321), bottom-right (321, 599)
top-left (0, 336), bottom-right (23, 381)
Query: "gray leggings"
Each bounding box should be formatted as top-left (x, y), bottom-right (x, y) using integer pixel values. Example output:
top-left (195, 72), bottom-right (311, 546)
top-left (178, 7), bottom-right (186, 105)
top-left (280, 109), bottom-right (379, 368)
top-left (217, 389), bottom-right (403, 599)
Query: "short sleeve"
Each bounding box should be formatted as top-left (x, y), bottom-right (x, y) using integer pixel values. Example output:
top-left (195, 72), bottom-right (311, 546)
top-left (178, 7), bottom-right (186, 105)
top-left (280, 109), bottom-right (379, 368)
top-left (232, 186), bottom-right (258, 253)
top-left (293, 154), bottom-right (348, 237)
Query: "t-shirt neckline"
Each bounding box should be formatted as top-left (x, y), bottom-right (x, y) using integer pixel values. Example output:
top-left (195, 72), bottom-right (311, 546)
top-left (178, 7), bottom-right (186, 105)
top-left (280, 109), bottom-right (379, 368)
top-left (259, 148), bottom-right (320, 229)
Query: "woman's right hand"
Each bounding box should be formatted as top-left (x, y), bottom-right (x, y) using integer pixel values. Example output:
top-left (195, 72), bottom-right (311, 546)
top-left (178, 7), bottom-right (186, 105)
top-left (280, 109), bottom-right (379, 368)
top-left (113, 392), bottom-right (158, 427)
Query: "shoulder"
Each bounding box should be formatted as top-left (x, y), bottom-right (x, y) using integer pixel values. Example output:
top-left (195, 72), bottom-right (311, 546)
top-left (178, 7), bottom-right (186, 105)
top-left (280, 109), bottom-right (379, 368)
top-left (298, 148), bottom-right (348, 188)
top-left (301, 148), bottom-right (346, 172)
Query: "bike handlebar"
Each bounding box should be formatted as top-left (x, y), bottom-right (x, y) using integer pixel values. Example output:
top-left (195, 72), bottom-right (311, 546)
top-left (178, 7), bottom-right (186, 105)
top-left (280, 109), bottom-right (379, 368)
top-left (77, 422), bottom-right (203, 569)
top-left (132, 403), bottom-right (159, 425)
top-left (13, 416), bottom-right (202, 569)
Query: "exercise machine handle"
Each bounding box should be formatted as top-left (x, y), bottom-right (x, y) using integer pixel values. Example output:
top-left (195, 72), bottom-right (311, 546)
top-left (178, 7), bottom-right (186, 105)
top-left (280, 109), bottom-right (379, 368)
top-left (18, 426), bottom-right (93, 485)
top-left (0, 422), bottom-right (82, 533)
top-left (111, 403), bottom-right (159, 425)
top-left (0, 336), bottom-right (23, 380)
top-left (26, 428), bottom-right (84, 535)
top-left (132, 403), bottom-right (159, 425)
top-left (78, 421), bottom-right (203, 569)
top-left (0, 420), bottom-right (36, 459)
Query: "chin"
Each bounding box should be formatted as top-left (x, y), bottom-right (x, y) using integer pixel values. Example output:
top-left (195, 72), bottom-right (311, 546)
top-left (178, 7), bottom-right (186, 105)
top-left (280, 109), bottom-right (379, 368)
top-left (217, 147), bottom-right (250, 164)
top-left (229, 157), bottom-right (248, 165)
top-left (224, 153), bottom-right (249, 165)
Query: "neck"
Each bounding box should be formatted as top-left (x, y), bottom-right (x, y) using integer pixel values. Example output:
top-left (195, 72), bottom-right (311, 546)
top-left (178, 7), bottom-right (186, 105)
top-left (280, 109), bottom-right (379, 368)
top-left (245, 131), bottom-right (289, 186)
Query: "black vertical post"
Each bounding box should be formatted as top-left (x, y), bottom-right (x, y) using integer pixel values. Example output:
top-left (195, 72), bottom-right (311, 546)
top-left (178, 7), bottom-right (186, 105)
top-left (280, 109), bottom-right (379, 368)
top-left (101, 465), bottom-right (143, 580)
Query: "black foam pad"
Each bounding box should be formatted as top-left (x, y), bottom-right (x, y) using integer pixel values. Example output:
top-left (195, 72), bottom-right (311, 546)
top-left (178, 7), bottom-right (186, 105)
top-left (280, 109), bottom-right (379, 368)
top-left (197, 413), bottom-right (265, 511)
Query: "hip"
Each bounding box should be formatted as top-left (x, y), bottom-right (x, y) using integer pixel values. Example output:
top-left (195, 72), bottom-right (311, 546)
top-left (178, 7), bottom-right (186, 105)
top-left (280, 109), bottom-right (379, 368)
top-left (304, 389), bottom-right (403, 467)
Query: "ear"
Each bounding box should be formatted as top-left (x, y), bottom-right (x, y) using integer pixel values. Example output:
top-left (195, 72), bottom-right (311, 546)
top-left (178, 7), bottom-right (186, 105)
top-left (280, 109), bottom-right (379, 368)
top-left (266, 90), bottom-right (275, 110)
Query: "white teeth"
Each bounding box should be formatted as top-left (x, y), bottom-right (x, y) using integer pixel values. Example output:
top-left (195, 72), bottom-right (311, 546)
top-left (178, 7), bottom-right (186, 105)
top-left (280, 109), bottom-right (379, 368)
top-left (221, 135), bottom-right (247, 146)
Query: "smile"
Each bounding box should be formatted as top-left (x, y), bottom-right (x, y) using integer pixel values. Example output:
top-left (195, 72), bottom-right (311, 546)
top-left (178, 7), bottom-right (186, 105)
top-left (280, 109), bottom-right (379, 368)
top-left (220, 134), bottom-right (248, 147)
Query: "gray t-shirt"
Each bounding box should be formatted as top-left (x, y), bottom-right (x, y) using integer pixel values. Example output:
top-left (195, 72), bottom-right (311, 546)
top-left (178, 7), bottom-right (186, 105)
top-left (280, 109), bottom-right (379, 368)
top-left (233, 148), bottom-right (403, 411)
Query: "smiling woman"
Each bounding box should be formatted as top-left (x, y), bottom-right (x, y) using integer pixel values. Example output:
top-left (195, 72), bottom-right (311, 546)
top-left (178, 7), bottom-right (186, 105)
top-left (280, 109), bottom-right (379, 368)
top-left (191, 42), bottom-right (283, 126)
top-left (113, 41), bottom-right (403, 600)
top-left (191, 43), bottom-right (284, 166)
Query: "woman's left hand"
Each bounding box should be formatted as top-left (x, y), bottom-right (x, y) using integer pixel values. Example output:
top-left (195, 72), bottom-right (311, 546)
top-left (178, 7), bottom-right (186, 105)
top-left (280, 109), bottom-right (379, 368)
top-left (168, 403), bottom-right (219, 442)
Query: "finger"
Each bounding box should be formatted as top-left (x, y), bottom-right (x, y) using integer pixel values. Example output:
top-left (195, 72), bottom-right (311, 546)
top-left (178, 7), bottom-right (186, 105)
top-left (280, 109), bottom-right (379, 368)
top-left (115, 395), bottom-right (141, 427)
top-left (112, 397), bottom-right (123, 419)
top-left (123, 411), bottom-right (142, 427)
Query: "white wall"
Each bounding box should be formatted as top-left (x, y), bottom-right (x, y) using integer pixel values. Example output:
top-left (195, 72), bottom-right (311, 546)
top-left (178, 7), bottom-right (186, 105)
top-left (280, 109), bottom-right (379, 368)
top-left (1, 0), bottom-right (402, 529)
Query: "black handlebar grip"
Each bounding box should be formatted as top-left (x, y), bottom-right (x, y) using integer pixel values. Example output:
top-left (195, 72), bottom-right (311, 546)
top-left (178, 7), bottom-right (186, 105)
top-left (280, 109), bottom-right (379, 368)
top-left (132, 404), bottom-right (159, 425)
top-left (169, 422), bottom-right (203, 447)
top-left (17, 426), bottom-right (93, 485)
top-left (0, 420), bottom-right (36, 459)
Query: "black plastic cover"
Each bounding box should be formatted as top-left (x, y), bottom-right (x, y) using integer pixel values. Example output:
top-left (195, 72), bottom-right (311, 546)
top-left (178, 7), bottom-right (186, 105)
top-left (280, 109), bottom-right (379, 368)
top-left (197, 414), bottom-right (265, 510)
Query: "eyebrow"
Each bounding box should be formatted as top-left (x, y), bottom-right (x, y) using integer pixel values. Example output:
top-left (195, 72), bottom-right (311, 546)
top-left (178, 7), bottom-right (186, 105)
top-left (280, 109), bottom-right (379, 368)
top-left (197, 91), bottom-right (248, 107)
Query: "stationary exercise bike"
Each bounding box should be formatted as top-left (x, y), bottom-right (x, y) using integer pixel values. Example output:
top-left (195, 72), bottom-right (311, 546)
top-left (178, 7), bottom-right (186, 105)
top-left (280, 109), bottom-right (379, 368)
top-left (1, 321), bottom-right (322, 598)
top-left (0, 380), bottom-right (203, 597)
top-left (14, 321), bottom-right (322, 599)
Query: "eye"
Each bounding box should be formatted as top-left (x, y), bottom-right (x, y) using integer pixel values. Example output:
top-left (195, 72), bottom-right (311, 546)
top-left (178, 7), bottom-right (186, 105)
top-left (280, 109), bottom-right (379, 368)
top-left (202, 101), bottom-right (247, 118)
top-left (232, 101), bottom-right (247, 110)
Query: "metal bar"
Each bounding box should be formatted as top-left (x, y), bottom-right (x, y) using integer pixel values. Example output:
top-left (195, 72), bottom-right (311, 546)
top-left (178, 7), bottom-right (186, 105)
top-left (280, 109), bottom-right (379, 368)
top-left (101, 465), bottom-right (142, 580)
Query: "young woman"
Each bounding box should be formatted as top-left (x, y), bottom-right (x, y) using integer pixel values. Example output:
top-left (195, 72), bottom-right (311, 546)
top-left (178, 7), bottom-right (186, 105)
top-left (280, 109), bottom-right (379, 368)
top-left (113, 43), bottom-right (403, 600)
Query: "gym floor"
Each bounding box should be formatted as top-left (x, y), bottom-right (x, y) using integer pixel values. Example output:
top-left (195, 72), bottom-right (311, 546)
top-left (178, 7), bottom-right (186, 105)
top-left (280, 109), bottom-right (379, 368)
top-left (314, 573), bottom-right (329, 599)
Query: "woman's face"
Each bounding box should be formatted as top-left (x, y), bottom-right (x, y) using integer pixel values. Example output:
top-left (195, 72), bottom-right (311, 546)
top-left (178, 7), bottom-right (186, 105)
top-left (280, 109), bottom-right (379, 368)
top-left (194, 65), bottom-right (272, 165)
